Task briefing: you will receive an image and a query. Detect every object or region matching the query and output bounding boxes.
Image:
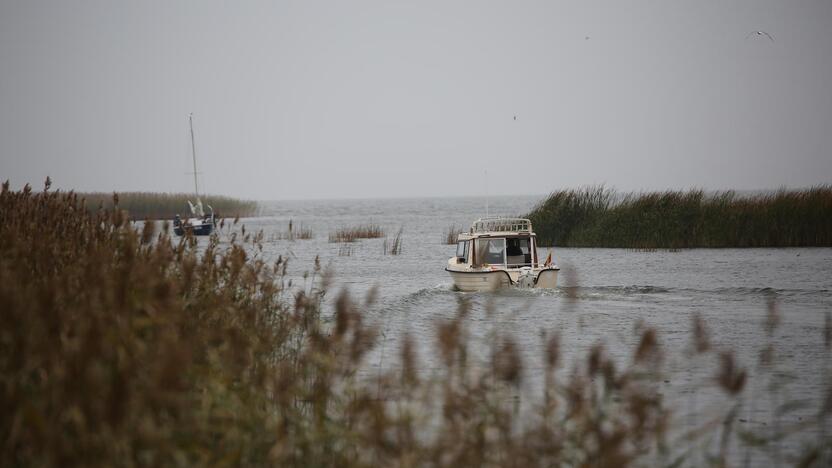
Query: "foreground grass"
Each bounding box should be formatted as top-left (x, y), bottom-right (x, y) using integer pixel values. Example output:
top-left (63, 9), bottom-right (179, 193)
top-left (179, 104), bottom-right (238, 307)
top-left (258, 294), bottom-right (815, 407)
top-left (526, 186), bottom-right (832, 248)
top-left (78, 191), bottom-right (258, 219)
top-left (2, 180), bottom-right (830, 467)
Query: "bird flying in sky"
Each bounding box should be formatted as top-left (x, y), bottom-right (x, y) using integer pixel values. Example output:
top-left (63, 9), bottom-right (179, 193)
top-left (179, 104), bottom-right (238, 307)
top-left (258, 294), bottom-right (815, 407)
top-left (746, 30), bottom-right (774, 42)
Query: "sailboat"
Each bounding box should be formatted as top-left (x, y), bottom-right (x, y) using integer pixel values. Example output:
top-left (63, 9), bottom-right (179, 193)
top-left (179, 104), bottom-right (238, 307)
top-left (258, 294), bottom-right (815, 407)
top-left (173, 113), bottom-right (216, 236)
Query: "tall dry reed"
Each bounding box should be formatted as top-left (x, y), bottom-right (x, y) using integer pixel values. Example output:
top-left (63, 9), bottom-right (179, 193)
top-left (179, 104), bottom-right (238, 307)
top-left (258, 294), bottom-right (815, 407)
top-left (328, 224), bottom-right (385, 243)
top-left (443, 224), bottom-right (463, 244)
top-left (383, 227), bottom-right (404, 255)
top-left (271, 219), bottom-right (314, 241)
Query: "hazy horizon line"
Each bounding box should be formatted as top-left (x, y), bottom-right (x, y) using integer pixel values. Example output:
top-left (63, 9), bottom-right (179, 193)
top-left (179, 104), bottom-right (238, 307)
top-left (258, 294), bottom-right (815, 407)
top-left (6, 178), bottom-right (825, 203)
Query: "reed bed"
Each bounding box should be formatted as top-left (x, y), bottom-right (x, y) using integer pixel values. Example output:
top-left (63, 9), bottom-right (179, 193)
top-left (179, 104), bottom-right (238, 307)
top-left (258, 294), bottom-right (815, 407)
top-left (383, 227), bottom-right (404, 255)
top-left (77, 191), bottom-right (258, 220)
top-left (328, 224), bottom-right (385, 243)
top-left (443, 224), bottom-right (463, 244)
top-left (271, 219), bottom-right (314, 241)
top-left (527, 186), bottom-right (832, 248)
top-left (2, 179), bottom-right (830, 466)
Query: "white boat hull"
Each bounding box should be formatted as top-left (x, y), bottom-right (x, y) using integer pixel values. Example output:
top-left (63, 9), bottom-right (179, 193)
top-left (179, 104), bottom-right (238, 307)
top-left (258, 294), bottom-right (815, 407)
top-left (446, 267), bottom-right (559, 292)
top-left (446, 269), bottom-right (512, 292)
top-left (535, 268), bottom-right (559, 289)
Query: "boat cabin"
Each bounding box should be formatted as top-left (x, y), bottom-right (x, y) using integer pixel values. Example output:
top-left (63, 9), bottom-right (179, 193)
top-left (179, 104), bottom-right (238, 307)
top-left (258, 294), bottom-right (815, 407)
top-left (453, 218), bottom-right (540, 269)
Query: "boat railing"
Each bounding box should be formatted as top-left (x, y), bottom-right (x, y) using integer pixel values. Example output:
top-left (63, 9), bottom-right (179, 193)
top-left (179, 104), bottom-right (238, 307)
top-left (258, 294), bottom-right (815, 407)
top-left (486, 262), bottom-right (551, 269)
top-left (471, 217), bottom-right (532, 233)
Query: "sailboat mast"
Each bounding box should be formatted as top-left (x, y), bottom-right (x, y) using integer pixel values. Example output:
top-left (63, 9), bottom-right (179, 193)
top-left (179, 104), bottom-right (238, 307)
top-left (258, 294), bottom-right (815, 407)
top-left (189, 113), bottom-right (199, 198)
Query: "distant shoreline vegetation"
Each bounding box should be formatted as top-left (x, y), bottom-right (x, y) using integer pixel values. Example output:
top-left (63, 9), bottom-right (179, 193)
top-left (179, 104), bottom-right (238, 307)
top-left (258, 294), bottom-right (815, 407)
top-left (527, 186), bottom-right (832, 248)
top-left (77, 191), bottom-right (258, 220)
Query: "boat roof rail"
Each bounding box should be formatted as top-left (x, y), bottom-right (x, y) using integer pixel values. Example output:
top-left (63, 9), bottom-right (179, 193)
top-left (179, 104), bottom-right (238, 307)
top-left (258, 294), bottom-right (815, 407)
top-left (471, 217), bottom-right (532, 233)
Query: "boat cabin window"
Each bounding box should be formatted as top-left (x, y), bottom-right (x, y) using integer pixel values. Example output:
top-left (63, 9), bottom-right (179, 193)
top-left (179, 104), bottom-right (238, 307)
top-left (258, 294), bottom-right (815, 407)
top-left (475, 238), bottom-right (506, 266)
top-left (506, 237), bottom-right (532, 267)
top-left (455, 240), bottom-right (469, 262)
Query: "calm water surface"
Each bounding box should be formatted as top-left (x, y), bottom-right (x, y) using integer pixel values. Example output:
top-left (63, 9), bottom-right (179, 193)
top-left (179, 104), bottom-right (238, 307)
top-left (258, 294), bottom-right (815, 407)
top-left (208, 195), bottom-right (830, 463)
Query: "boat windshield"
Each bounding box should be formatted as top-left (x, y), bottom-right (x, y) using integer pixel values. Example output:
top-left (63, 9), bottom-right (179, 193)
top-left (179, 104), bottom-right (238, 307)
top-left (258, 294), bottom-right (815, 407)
top-left (506, 237), bottom-right (532, 267)
top-left (475, 238), bottom-right (506, 266)
top-left (456, 240), bottom-right (469, 262)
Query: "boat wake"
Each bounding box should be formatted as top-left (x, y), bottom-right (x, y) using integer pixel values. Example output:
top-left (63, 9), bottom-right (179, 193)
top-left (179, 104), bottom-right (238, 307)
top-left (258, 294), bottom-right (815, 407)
top-left (365, 283), bottom-right (830, 321)
top-left (439, 284), bottom-right (830, 301)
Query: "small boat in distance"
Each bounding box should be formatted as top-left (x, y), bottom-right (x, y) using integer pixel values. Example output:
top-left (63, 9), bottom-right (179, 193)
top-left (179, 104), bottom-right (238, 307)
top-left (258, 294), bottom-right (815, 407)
top-left (445, 217), bottom-right (559, 292)
top-left (174, 113), bottom-right (216, 236)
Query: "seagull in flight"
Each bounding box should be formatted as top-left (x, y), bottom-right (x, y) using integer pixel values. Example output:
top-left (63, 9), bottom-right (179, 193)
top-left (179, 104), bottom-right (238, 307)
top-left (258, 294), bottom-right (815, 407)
top-left (746, 30), bottom-right (774, 42)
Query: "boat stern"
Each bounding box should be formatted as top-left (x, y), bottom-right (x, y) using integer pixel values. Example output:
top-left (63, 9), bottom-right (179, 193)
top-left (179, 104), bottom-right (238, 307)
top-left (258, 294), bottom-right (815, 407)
top-left (446, 264), bottom-right (511, 292)
top-left (534, 267), bottom-right (559, 289)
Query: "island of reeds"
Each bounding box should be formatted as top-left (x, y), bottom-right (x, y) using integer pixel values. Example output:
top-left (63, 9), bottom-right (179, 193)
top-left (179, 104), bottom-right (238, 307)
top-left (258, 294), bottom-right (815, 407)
top-left (2, 179), bottom-right (830, 466)
top-left (78, 191), bottom-right (258, 220)
top-left (526, 186), bottom-right (832, 248)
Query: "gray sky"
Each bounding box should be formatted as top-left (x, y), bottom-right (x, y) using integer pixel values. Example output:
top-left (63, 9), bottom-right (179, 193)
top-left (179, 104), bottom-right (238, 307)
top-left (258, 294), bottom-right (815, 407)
top-left (1, 0), bottom-right (830, 200)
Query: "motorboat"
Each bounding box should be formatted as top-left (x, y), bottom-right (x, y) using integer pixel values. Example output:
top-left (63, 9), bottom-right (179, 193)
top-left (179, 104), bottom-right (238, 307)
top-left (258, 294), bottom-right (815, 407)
top-left (445, 217), bottom-right (559, 292)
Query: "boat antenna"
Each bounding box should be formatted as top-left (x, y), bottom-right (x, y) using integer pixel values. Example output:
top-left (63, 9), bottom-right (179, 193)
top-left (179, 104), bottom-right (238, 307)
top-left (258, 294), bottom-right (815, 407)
top-left (188, 112), bottom-right (200, 199)
top-left (485, 169), bottom-right (490, 217)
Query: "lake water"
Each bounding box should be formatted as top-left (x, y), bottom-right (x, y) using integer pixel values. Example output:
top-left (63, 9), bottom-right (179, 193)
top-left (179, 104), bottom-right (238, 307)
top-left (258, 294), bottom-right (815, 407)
top-left (218, 195), bottom-right (830, 464)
